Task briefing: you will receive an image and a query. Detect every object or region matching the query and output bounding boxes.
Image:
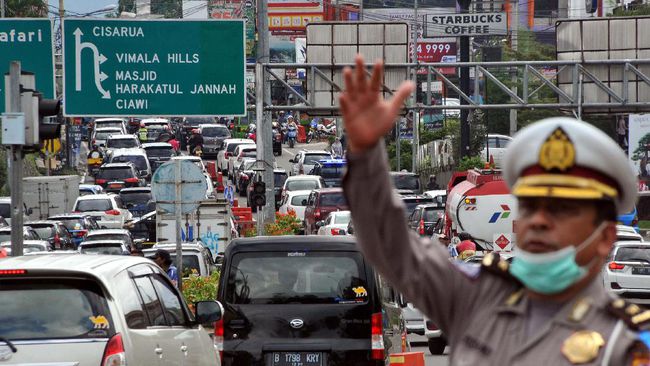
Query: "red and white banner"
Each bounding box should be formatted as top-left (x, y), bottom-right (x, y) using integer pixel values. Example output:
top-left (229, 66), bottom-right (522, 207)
top-left (269, 0), bottom-right (324, 34)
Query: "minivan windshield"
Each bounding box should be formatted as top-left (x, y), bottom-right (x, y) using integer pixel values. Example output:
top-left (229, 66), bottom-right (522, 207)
top-left (0, 279), bottom-right (114, 340)
top-left (392, 174), bottom-right (421, 191)
top-left (226, 252), bottom-right (366, 304)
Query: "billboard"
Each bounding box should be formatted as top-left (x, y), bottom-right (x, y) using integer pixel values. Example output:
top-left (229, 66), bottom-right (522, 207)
top-left (269, 0), bottom-right (324, 35)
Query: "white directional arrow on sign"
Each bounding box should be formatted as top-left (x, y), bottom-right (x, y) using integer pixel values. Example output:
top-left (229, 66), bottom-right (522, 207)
top-left (74, 27), bottom-right (111, 99)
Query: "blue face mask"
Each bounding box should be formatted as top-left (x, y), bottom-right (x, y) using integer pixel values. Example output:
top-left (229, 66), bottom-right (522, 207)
top-left (509, 223), bottom-right (607, 295)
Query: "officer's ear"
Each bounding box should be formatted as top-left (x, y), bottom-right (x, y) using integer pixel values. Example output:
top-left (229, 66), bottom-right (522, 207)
top-left (595, 221), bottom-right (617, 258)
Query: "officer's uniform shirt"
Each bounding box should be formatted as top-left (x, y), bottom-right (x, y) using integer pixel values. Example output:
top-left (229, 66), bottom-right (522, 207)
top-left (342, 139), bottom-right (649, 365)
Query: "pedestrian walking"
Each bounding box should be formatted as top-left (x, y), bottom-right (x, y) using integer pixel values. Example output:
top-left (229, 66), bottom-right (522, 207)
top-left (339, 55), bottom-right (646, 364)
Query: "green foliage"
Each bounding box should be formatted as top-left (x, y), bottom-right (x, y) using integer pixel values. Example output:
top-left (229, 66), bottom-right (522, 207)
top-left (611, 4), bottom-right (650, 16)
top-left (457, 156), bottom-right (485, 172)
top-left (387, 139), bottom-right (412, 172)
top-left (119, 0), bottom-right (182, 18)
top-left (5, 0), bottom-right (48, 17)
top-left (181, 271), bottom-right (220, 310)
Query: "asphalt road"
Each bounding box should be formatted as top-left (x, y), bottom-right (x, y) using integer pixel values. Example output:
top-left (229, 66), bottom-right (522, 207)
top-left (410, 344), bottom-right (450, 366)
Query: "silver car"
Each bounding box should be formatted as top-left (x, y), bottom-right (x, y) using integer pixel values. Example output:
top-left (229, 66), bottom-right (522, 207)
top-left (0, 254), bottom-right (222, 365)
top-left (604, 242), bottom-right (650, 301)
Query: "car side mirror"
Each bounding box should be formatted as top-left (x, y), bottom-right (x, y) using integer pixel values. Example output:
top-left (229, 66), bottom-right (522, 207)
top-left (194, 300), bottom-right (223, 325)
top-left (315, 220), bottom-right (324, 228)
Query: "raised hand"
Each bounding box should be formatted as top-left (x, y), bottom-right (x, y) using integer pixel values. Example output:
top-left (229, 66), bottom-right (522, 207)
top-left (339, 55), bottom-right (415, 154)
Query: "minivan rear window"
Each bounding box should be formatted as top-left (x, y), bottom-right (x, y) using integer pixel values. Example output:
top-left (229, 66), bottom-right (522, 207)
top-left (226, 252), bottom-right (367, 305)
top-left (76, 199), bottom-right (112, 212)
top-left (0, 278), bottom-right (114, 340)
top-left (392, 174), bottom-right (421, 191)
top-left (319, 192), bottom-right (347, 207)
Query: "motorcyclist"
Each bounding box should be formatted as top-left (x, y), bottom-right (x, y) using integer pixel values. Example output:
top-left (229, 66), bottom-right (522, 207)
top-left (188, 129), bottom-right (204, 155)
top-left (138, 123), bottom-right (148, 143)
top-left (87, 144), bottom-right (104, 176)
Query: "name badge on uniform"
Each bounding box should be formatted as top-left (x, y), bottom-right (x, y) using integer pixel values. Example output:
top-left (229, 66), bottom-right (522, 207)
top-left (561, 330), bottom-right (605, 364)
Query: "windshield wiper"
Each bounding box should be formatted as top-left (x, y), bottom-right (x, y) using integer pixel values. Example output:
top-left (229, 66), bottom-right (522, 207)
top-left (0, 337), bottom-right (17, 353)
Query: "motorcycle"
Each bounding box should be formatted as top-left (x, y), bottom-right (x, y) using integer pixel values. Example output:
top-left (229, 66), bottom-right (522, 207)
top-left (287, 126), bottom-right (297, 148)
top-left (306, 129), bottom-right (314, 144)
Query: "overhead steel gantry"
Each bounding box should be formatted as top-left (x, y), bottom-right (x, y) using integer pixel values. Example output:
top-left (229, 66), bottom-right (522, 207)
top-left (246, 59), bottom-right (650, 115)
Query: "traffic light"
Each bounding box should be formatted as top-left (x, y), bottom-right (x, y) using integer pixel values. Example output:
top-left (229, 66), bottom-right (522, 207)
top-left (251, 181), bottom-right (266, 207)
top-left (38, 97), bottom-right (62, 141)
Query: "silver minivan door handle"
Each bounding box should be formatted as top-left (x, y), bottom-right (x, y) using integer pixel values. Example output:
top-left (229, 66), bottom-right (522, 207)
top-left (155, 347), bottom-right (163, 355)
top-left (180, 345), bottom-right (188, 353)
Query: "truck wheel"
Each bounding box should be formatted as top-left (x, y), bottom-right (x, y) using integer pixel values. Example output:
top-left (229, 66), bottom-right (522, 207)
top-left (428, 338), bottom-right (446, 355)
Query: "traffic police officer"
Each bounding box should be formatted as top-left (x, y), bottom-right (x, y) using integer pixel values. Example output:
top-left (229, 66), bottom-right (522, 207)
top-left (138, 123), bottom-right (148, 143)
top-left (340, 55), bottom-right (650, 365)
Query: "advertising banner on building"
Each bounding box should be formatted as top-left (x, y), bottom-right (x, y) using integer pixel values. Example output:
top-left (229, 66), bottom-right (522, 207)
top-left (628, 114), bottom-right (650, 191)
top-left (269, 0), bottom-right (324, 35)
top-left (424, 12), bottom-right (507, 37)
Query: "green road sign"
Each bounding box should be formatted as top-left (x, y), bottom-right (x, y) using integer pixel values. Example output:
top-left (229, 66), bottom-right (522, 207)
top-left (62, 19), bottom-right (246, 117)
top-left (0, 19), bottom-right (55, 113)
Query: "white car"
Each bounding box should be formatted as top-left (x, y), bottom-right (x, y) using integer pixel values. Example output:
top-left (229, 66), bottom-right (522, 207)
top-left (423, 189), bottom-right (447, 206)
top-left (278, 189), bottom-right (312, 222)
top-left (140, 117), bottom-right (171, 129)
top-left (91, 127), bottom-right (123, 147)
top-left (105, 134), bottom-right (141, 155)
top-left (281, 175), bottom-right (325, 202)
top-left (218, 138), bottom-right (255, 174)
top-left (0, 254), bottom-right (222, 365)
top-left (144, 242), bottom-right (216, 278)
top-left (228, 144), bottom-right (257, 178)
top-left (440, 97), bottom-right (460, 117)
top-left (1, 240), bottom-right (51, 255)
top-left (290, 150), bottom-right (333, 176)
top-left (85, 228), bottom-right (135, 248)
top-left (617, 224), bottom-right (643, 242)
top-left (316, 210), bottom-right (351, 236)
top-left (424, 314), bottom-right (447, 355)
top-left (93, 118), bottom-right (127, 133)
top-left (481, 134), bottom-right (512, 169)
top-left (604, 241), bottom-right (650, 301)
top-left (109, 148), bottom-right (153, 181)
top-left (78, 240), bottom-right (130, 255)
top-left (73, 194), bottom-right (133, 229)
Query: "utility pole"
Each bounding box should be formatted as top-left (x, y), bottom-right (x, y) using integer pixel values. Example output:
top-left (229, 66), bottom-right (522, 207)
top-left (256, 0), bottom-right (275, 229)
top-left (1, 0), bottom-right (5, 18)
top-left (335, 0), bottom-right (340, 20)
top-left (458, 0), bottom-right (471, 159)
top-left (359, 0), bottom-right (363, 20)
top-left (509, 0), bottom-right (518, 136)
top-left (8, 62), bottom-right (24, 257)
top-left (411, 0), bottom-right (419, 173)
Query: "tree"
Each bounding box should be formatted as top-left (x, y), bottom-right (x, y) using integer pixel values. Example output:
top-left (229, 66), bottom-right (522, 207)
top-left (5, 0), bottom-right (48, 17)
top-left (631, 133), bottom-right (650, 177)
top-left (118, 0), bottom-right (182, 18)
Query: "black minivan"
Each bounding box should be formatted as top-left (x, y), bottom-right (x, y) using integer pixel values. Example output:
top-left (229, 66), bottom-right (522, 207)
top-left (217, 236), bottom-right (409, 366)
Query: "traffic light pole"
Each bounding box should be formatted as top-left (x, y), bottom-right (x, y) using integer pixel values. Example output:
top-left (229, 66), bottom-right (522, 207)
top-left (8, 61), bottom-right (24, 257)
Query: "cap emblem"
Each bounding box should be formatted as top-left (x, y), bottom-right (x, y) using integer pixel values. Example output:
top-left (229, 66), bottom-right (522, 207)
top-left (539, 127), bottom-right (575, 171)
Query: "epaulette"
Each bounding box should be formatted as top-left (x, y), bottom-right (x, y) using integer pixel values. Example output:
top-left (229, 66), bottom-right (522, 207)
top-left (607, 298), bottom-right (650, 332)
top-left (480, 252), bottom-right (521, 284)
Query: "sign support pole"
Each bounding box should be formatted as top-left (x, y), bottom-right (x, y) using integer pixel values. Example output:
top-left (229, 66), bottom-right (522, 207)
top-left (509, 0), bottom-right (518, 136)
top-left (411, 0), bottom-right (419, 173)
top-left (459, 0), bottom-right (472, 159)
top-left (8, 61), bottom-right (24, 257)
top-left (174, 158), bottom-right (183, 290)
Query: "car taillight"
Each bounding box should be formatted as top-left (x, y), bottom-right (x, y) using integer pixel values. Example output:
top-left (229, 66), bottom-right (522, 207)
top-left (331, 228), bottom-right (346, 235)
top-left (124, 178), bottom-right (139, 183)
top-left (314, 210), bottom-right (321, 219)
top-left (96, 179), bottom-right (107, 184)
top-left (0, 269), bottom-right (27, 275)
top-left (54, 234), bottom-right (61, 248)
top-left (225, 152), bottom-right (231, 159)
top-left (426, 320), bottom-right (438, 331)
top-left (371, 312), bottom-right (384, 360)
top-left (418, 219), bottom-right (425, 235)
top-left (214, 319), bottom-right (224, 360)
top-left (101, 333), bottom-right (126, 366)
top-left (608, 262), bottom-right (625, 271)
top-left (105, 210), bottom-right (121, 216)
